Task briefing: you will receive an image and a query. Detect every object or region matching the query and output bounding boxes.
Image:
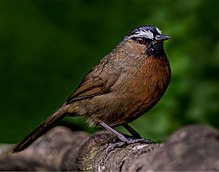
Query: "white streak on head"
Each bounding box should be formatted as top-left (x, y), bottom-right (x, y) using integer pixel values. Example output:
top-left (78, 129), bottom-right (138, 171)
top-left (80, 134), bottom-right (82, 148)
top-left (129, 29), bottom-right (154, 40)
top-left (156, 27), bottom-right (162, 34)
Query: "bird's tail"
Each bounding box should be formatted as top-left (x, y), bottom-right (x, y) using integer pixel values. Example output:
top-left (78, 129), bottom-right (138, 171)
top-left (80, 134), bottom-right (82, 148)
top-left (13, 104), bottom-right (70, 153)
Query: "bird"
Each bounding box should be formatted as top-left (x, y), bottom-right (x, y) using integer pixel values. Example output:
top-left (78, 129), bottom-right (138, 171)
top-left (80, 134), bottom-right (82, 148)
top-left (13, 25), bottom-right (171, 153)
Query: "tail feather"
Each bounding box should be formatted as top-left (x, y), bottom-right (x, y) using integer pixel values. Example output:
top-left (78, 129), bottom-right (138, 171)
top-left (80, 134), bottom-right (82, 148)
top-left (13, 104), bottom-right (70, 153)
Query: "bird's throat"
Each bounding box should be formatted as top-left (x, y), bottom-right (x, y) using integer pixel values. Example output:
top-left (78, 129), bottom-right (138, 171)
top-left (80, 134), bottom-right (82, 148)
top-left (146, 42), bottom-right (165, 57)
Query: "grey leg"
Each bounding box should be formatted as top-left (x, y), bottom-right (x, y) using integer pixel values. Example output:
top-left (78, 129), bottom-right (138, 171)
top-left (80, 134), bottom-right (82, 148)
top-left (100, 122), bottom-right (129, 142)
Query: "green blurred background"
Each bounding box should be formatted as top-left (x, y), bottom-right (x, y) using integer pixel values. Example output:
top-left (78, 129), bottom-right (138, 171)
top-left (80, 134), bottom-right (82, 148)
top-left (0, 0), bottom-right (219, 144)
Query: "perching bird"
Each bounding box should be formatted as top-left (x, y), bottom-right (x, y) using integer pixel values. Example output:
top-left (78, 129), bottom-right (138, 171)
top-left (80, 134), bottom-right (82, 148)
top-left (13, 25), bottom-right (170, 152)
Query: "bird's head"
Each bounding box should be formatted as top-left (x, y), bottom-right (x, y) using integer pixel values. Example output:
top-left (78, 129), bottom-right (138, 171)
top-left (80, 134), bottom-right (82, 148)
top-left (124, 25), bottom-right (170, 56)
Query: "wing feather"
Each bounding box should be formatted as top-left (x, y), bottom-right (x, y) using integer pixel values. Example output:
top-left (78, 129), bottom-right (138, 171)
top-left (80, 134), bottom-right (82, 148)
top-left (66, 56), bottom-right (122, 104)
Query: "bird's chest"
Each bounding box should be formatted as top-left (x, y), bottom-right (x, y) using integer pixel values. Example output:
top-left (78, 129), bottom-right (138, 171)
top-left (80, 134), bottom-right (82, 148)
top-left (122, 57), bottom-right (170, 112)
top-left (143, 59), bottom-right (169, 89)
top-left (136, 58), bottom-right (169, 98)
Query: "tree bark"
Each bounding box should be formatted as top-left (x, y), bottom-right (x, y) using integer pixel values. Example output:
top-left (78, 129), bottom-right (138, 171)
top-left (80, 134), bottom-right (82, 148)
top-left (0, 124), bottom-right (219, 171)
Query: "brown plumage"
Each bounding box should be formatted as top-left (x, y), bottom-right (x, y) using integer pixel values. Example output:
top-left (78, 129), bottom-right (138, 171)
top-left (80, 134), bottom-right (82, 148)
top-left (13, 25), bottom-right (171, 152)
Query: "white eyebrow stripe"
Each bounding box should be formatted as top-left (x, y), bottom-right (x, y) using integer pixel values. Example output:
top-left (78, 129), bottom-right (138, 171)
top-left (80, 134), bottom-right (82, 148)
top-left (156, 27), bottom-right (162, 34)
top-left (129, 30), bottom-right (154, 39)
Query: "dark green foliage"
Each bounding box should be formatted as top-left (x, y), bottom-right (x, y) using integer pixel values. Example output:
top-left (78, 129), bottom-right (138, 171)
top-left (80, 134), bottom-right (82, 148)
top-left (0, 0), bottom-right (219, 143)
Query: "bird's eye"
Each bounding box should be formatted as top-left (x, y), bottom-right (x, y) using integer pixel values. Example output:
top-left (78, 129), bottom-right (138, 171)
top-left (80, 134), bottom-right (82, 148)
top-left (131, 37), bottom-right (146, 45)
top-left (137, 38), bottom-right (145, 44)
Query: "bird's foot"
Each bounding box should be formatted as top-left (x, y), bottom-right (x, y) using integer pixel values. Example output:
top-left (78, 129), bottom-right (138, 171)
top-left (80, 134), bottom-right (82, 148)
top-left (106, 137), bottom-right (153, 155)
top-left (99, 122), bottom-right (154, 168)
top-left (100, 137), bottom-right (153, 168)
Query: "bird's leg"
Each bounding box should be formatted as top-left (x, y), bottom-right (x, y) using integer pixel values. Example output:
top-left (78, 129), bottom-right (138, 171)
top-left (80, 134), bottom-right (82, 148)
top-left (99, 122), bottom-right (129, 167)
top-left (100, 121), bottom-right (153, 144)
top-left (123, 124), bottom-right (141, 138)
top-left (99, 122), bottom-right (153, 167)
top-left (123, 123), bottom-right (154, 144)
top-left (100, 122), bottom-right (130, 143)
